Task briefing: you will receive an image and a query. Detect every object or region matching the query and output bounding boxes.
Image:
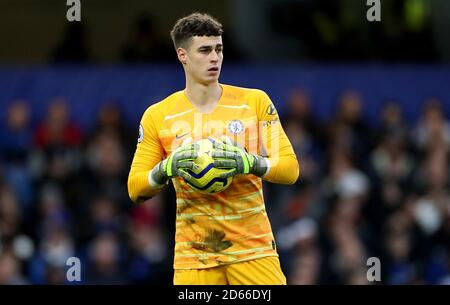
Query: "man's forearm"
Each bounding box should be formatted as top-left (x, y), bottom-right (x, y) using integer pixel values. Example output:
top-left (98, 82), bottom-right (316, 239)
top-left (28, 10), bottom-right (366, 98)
top-left (261, 154), bottom-right (299, 185)
top-left (128, 168), bottom-right (166, 204)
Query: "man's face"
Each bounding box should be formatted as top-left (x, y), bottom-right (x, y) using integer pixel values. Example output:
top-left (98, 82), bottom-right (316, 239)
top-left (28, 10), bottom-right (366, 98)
top-left (179, 35), bottom-right (223, 85)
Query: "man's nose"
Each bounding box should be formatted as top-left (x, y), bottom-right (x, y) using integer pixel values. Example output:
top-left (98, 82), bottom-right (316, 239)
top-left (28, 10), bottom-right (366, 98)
top-left (210, 51), bottom-right (219, 62)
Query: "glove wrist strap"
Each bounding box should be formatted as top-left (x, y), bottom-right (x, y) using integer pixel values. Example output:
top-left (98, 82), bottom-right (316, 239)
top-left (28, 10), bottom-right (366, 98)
top-left (251, 155), bottom-right (268, 177)
top-left (150, 161), bottom-right (169, 186)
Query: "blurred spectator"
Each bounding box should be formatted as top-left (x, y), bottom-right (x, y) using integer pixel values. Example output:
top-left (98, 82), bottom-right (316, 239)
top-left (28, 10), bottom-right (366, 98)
top-left (381, 210), bottom-right (417, 284)
top-left (266, 88), bottom-right (323, 230)
top-left (77, 195), bottom-right (125, 243)
top-left (370, 130), bottom-right (414, 183)
top-left (45, 265), bottom-right (68, 285)
top-left (85, 232), bottom-right (128, 284)
top-left (0, 100), bottom-right (33, 163)
top-left (328, 229), bottom-right (369, 284)
top-left (367, 127), bottom-right (415, 222)
top-left (412, 98), bottom-right (450, 153)
top-left (283, 88), bottom-right (322, 141)
top-left (51, 23), bottom-right (90, 63)
top-left (121, 13), bottom-right (173, 62)
top-left (90, 196), bottom-right (121, 234)
top-left (91, 102), bottom-right (136, 160)
top-left (282, 88), bottom-right (324, 178)
top-left (82, 130), bottom-right (129, 210)
top-left (285, 121), bottom-right (321, 182)
top-left (0, 252), bottom-right (28, 285)
top-left (85, 131), bottom-right (126, 179)
top-left (129, 196), bottom-right (162, 228)
top-left (32, 98), bottom-right (83, 179)
top-left (277, 218), bottom-right (318, 251)
top-left (127, 223), bottom-right (168, 284)
top-left (327, 90), bottom-right (373, 164)
top-left (379, 101), bottom-right (410, 140)
top-left (276, 217), bottom-right (320, 284)
top-left (34, 97), bottom-right (83, 149)
top-left (31, 98), bottom-right (83, 211)
top-left (321, 149), bottom-right (370, 201)
top-left (412, 149), bottom-right (449, 236)
top-left (40, 228), bottom-right (75, 268)
top-left (34, 183), bottom-right (71, 240)
top-left (28, 226), bottom-right (75, 284)
top-left (0, 100), bottom-right (34, 212)
top-left (0, 184), bottom-right (35, 269)
top-left (125, 197), bottom-right (171, 284)
top-left (219, 23), bottom-right (245, 62)
top-left (289, 247), bottom-right (321, 285)
top-left (0, 185), bottom-right (22, 244)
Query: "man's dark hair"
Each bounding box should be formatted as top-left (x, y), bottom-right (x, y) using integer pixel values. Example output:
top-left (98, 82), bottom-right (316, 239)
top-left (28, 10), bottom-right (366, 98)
top-left (170, 13), bottom-right (223, 49)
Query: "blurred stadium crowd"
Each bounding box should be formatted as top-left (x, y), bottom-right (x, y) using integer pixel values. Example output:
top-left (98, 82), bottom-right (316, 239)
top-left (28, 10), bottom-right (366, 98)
top-left (0, 88), bottom-right (449, 285)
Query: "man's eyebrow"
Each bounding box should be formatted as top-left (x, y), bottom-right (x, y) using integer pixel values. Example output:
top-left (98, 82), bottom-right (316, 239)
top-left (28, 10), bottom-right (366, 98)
top-left (198, 44), bottom-right (223, 50)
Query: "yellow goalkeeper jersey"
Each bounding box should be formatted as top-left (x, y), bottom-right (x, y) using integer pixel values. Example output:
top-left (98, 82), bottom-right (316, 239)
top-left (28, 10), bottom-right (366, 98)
top-left (128, 84), bottom-right (299, 270)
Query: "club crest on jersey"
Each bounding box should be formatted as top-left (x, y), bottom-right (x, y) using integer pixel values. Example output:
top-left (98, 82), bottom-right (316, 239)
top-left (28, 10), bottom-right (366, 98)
top-left (228, 120), bottom-right (244, 134)
top-left (266, 103), bottom-right (277, 115)
top-left (137, 124), bottom-right (144, 143)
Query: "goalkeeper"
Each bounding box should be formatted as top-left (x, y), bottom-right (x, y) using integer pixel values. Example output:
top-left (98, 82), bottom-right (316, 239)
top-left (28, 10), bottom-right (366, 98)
top-left (128, 12), bottom-right (299, 285)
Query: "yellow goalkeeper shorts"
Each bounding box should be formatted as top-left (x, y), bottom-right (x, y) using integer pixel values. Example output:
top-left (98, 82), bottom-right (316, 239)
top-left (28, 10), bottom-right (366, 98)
top-left (173, 256), bottom-right (287, 285)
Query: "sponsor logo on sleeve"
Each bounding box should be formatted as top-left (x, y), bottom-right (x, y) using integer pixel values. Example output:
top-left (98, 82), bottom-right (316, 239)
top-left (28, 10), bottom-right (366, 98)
top-left (138, 124), bottom-right (144, 143)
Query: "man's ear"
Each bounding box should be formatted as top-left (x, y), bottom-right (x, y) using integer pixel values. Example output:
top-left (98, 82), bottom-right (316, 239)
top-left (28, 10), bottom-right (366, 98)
top-left (177, 47), bottom-right (187, 65)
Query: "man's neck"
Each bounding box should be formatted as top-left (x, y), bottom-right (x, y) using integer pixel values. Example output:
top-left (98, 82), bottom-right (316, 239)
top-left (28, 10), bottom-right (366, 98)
top-left (184, 79), bottom-right (222, 112)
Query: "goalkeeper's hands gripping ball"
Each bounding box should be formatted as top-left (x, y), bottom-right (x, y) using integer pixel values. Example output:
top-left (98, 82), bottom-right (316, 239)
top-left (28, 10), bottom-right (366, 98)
top-left (150, 140), bottom-right (200, 185)
top-left (210, 137), bottom-right (268, 177)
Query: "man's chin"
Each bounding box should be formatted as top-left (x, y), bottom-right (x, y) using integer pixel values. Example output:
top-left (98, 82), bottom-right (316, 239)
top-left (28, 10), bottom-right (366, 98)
top-left (203, 75), bottom-right (220, 84)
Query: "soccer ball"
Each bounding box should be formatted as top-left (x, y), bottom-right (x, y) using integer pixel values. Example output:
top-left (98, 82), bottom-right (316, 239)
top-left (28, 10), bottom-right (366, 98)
top-left (184, 138), bottom-right (233, 194)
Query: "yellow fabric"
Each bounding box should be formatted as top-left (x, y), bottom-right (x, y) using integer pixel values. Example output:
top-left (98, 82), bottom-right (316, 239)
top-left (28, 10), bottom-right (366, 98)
top-left (128, 84), bottom-right (299, 270)
top-left (173, 256), bottom-right (287, 285)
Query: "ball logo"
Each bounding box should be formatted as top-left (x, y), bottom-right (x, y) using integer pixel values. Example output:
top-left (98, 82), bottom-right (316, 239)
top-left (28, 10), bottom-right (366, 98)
top-left (138, 124), bottom-right (144, 143)
top-left (228, 120), bottom-right (244, 134)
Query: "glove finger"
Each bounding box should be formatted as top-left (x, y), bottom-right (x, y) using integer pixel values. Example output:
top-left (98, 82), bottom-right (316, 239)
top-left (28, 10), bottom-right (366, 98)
top-left (221, 144), bottom-right (239, 152)
top-left (220, 138), bottom-right (247, 153)
top-left (207, 137), bottom-right (220, 145)
top-left (212, 140), bottom-right (235, 152)
top-left (176, 143), bottom-right (196, 153)
top-left (210, 150), bottom-right (225, 158)
top-left (177, 161), bottom-right (200, 171)
top-left (218, 168), bottom-right (237, 179)
top-left (192, 143), bottom-right (200, 152)
top-left (211, 151), bottom-right (237, 159)
top-left (212, 140), bottom-right (225, 150)
top-left (237, 144), bottom-right (247, 153)
top-left (176, 151), bottom-right (198, 161)
top-left (178, 169), bottom-right (195, 184)
top-left (213, 160), bottom-right (237, 168)
top-left (220, 135), bottom-right (234, 145)
top-left (171, 147), bottom-right (191, 157)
